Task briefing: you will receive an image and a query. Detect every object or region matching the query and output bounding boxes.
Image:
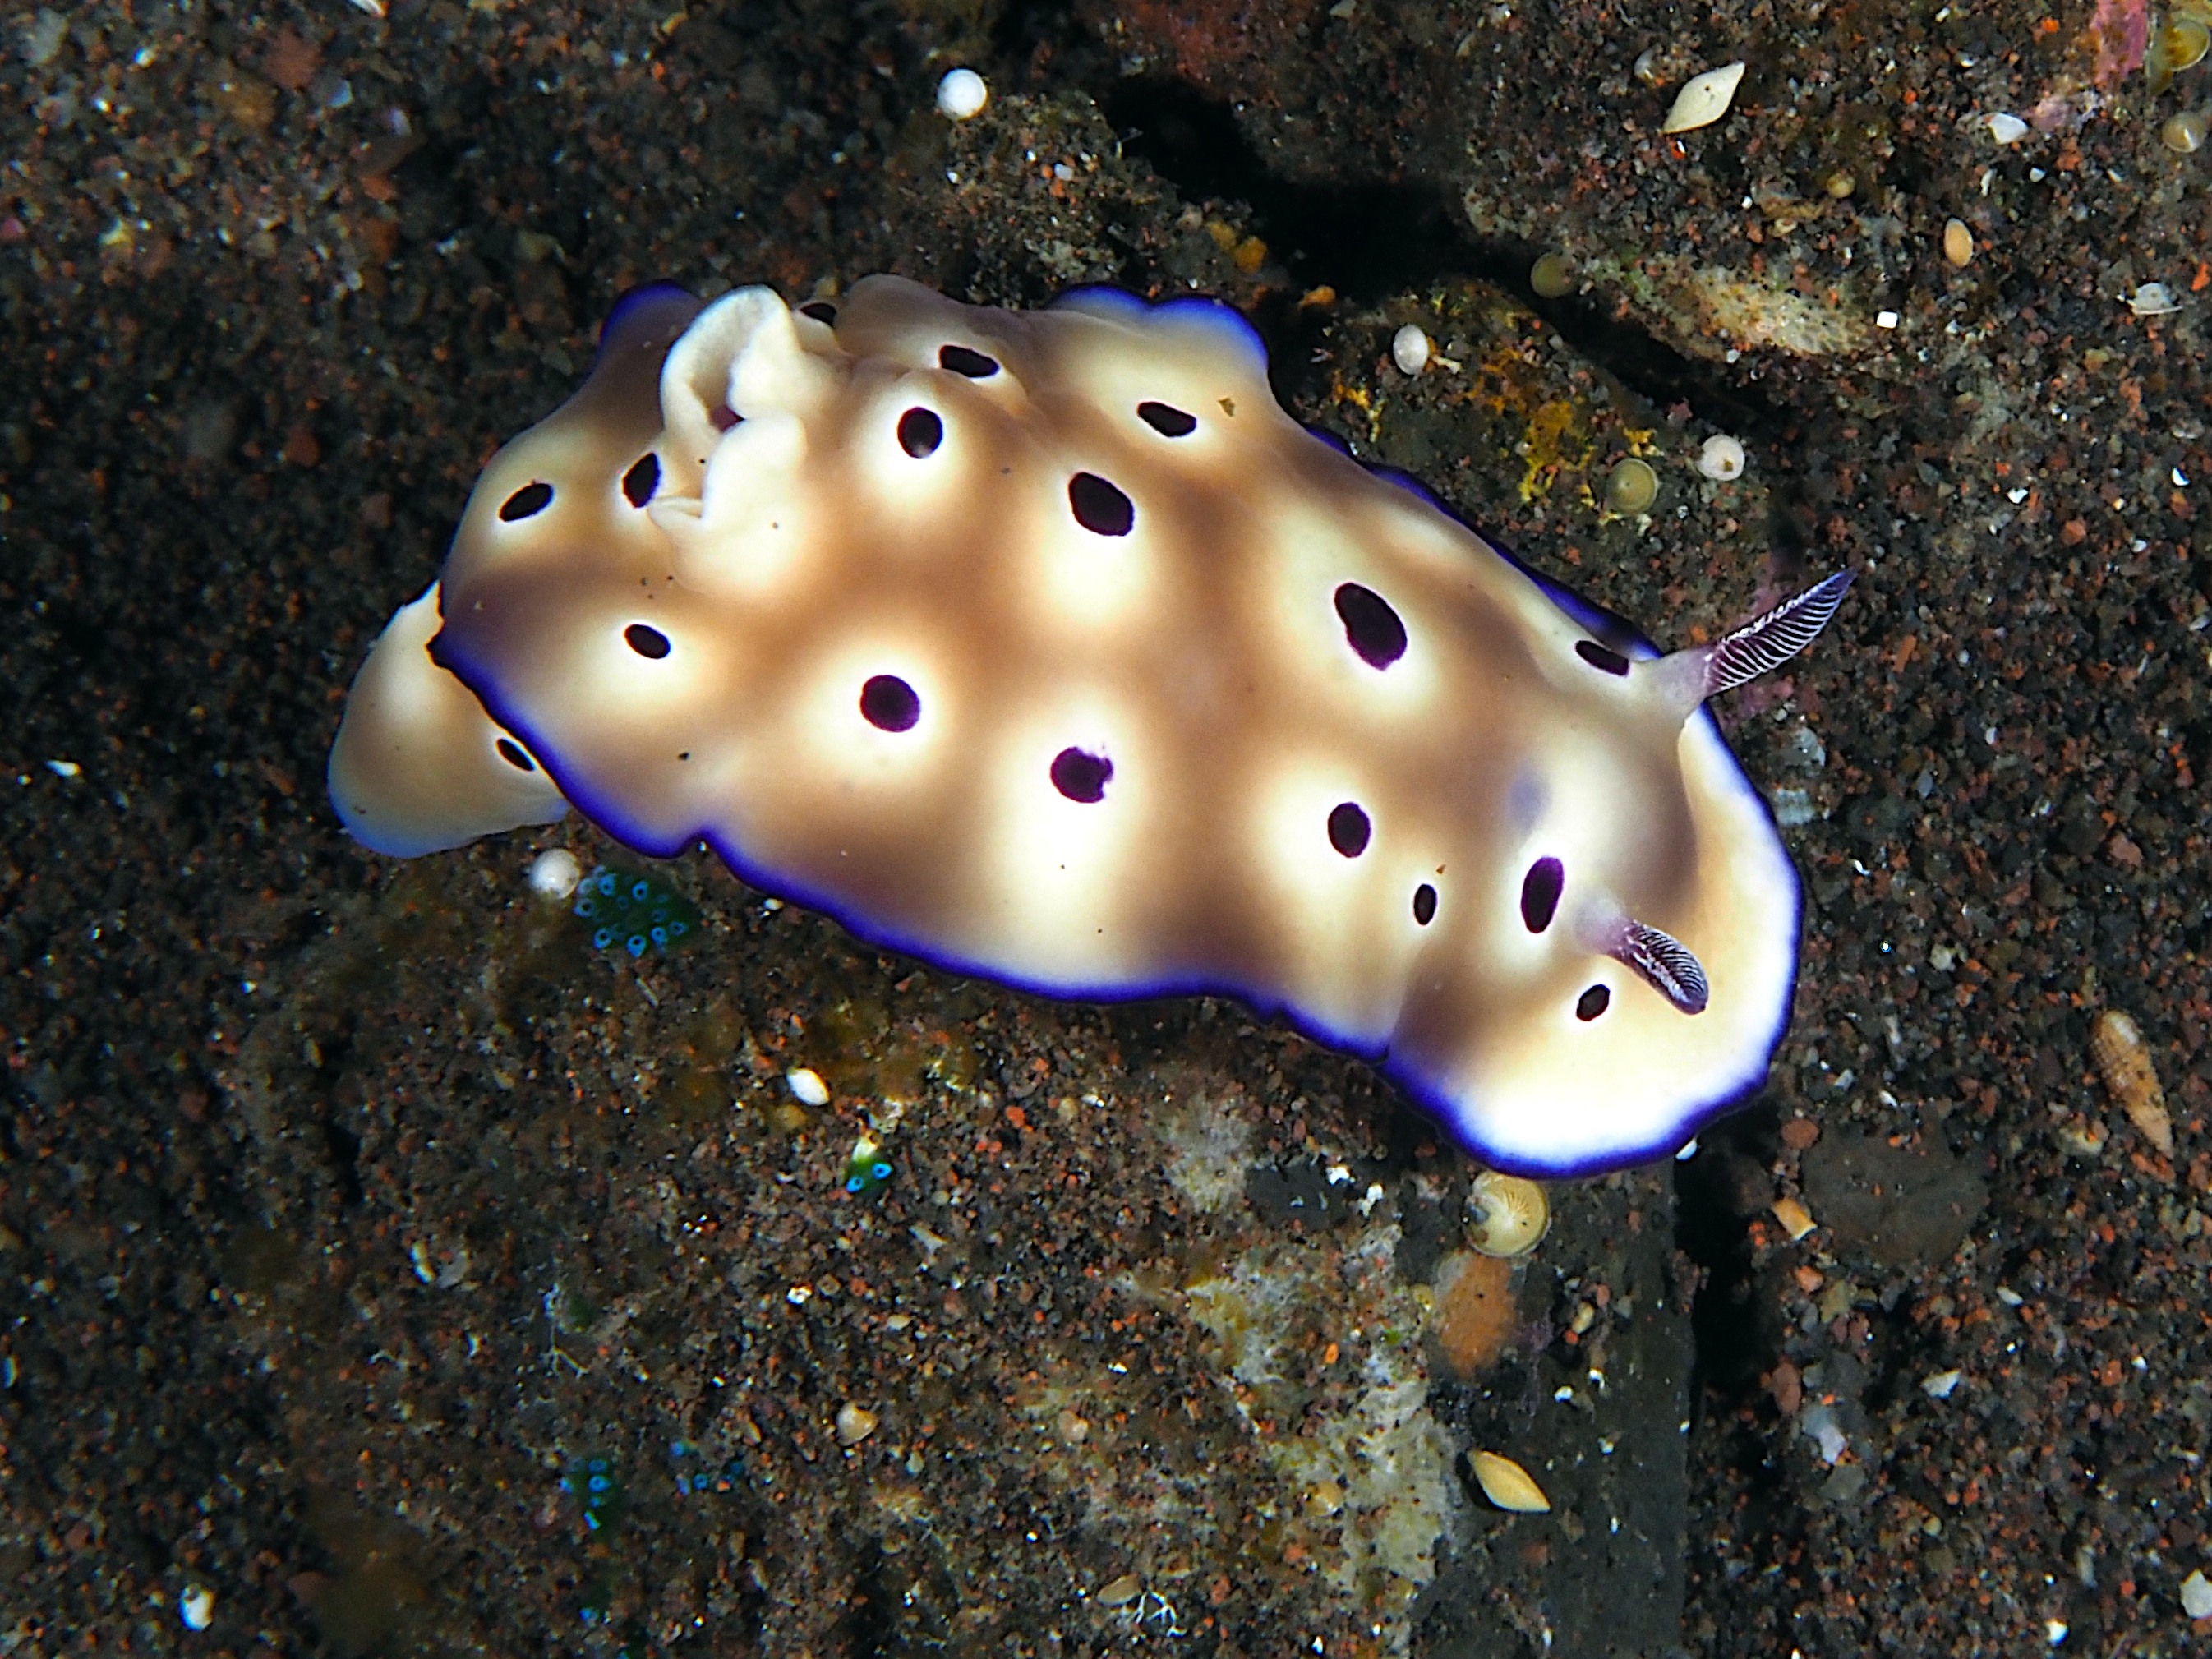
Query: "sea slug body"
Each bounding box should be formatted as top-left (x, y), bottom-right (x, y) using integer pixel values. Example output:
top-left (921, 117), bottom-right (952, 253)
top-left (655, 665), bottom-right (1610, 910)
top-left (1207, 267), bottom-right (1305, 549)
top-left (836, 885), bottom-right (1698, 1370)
top-left (326, 276), bottom-right (1849, 1177)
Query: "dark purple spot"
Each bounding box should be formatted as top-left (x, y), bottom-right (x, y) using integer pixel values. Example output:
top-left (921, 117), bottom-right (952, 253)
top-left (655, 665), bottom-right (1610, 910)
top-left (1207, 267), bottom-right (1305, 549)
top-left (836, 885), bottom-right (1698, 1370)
top-left (495, 737), bottom-right (536, 772)
top-left (859, 674), bottom-right (920, 732)
top-left (1519, 857), bottom-right (1564, 932)
top-left (498, 481), bottom-right (553, 522)
top-left (1412, 883), bottom-right (1437, 925)
top-left (938, 343), bottom-right (999, 378)
top-left (1575, 640), bottom-right (1630, 675)
top-left (1050, 747), bottom-right (1113, 803)
top-left (1327, 802), bottom-right (1371, 858)
top-left (1575, 984), bottom-right (1611, 1021)
top-left (621, 453), bottom-right (660, 507)
top-left (1334, 583), bottom-right (1408, 669)
top-left (709, 404), bottom-right (741, 432)
top-left (624, 623), bottom-right (671, 660)
top-left (1068, 472), bottom-right (1135, 537)
top-left (1138, 401), bottom-right (1197, 437)
top-left (896, 408), bottom-right (943, 458)
top-left (799, 300), bottom-right (837, 324)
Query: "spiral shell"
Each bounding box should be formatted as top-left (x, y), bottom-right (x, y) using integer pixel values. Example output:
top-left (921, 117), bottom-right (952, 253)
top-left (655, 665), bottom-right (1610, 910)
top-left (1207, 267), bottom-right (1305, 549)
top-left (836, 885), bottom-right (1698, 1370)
top-left (1466, 1172), bottom-right (1551, 1257)
top-left (2091, 1010), bottom-right (2173, 1157)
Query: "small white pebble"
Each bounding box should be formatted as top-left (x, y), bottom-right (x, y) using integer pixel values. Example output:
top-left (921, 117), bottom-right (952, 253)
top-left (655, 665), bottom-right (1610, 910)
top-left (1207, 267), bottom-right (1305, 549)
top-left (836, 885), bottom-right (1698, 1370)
top-left (1674, 1136), bottom-right (1699, 1161)
top-left (786, 1067), bottom-right (830, 1107)
top-left (528, 847), bottom-right (581, 899)
top-left (1876, 309), bottom-right (1901, 329)
top-left (2181, 1569), bottom-right (2212, 1619)
top-left (179, 1585), bottom-right (215, 1630)
top-left (1987, 112), bottom-right (2029, 144)
top-left (2045, 1620), bottom-right (2068, 1646)
top-left (44, 759), bottom-right (80, 778)
top-left (1920, 1368), bottom-right (1962, 1399)
top-left (1696, 434), bottom-right (1745, 480)
top-left (2129, 282), bottom-right (2179, 317)
top-left (1390, 323), bottom-right (1431, 375)
top-left (936, 67), bottom-right (988, 121)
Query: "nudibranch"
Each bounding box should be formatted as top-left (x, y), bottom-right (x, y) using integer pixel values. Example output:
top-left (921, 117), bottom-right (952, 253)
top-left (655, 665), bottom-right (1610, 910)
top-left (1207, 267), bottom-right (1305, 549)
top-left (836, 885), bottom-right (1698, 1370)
top-left (328, 275), bottom-right (1849, 1177)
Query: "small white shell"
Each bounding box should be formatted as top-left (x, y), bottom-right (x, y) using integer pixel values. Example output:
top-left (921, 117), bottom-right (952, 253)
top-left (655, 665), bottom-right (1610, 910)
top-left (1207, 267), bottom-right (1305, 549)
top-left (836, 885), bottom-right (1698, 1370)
top-left (1661, 62), bottom-right (1745, 134)
top-left (1391, 324), bottom-right (1432, 375)
top-left (2129, 283), bottom-right (2180, 318)
top-left (1470, 1449), bottom-right (1551, 1512)
top-left (1466, 1171), bottom-right (1549, 1257)
top-left (1986, 113), bottom-right (2029, 144)
top-left (1697, 434), bottom-right (1746, 480)
top-left (936, 68), bottom-right (988, 121)
top-left (528, 846), bottom-right (581, 899)
top-left (786, 1067), bottom-right (830, 1107)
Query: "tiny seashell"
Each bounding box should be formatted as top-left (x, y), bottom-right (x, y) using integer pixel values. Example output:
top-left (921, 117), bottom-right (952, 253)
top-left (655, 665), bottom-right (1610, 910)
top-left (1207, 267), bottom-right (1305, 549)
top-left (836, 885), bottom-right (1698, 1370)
top-left (1466, 1171), bottom-right (1550, 1257)
top-left (836, 1403), bottom-right (879, 1446)
top-left (2128, 282), bottom-right (2180, 318)
top-left (1392, 324), bottom-right (1432, 376)
top-left (1942, 218), bottom-right (1975, 268)
top-left (1470, 1449), bottom-right (1551, 1513)
top-left (1605, 457), bottom-right (1659, 514)
top-left (1986, 113), bottom-right (2029, 144)
top-left (935, 68), bottom-right (988, 121)
top-left (1096, 1573), bottom-right (1143, 1607)
top-left (1696, 434), bottom-right (1745, 481)
top-left (2090, 1009), bottom-right (2173, 1156)
top-left (528, 846), bottom-right (581, 899)
top-left (786, 1067), bottom-right (830, 1107)
top-left (1661, 62), bottom-right (1746, 135)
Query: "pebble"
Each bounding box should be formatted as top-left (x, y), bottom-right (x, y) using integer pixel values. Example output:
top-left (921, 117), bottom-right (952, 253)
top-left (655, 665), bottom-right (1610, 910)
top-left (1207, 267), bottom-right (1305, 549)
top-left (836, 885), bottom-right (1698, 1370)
top-left (1696, 434), bottom-right (1746, 480)
top-left (786, 1067), bottom-right (830, 1107)
top-left (2182, 1569), bottom-right (2212, 1620)
top-left (179, 1585), bottom-right (216, 1631)
top-left (1529, 252), bottom-right (1576, 298)
top-left (834, 1403), bottom-right (878, 1446)
top-left (1987, 113), bottom-right (2030, 144)
top-left (1390, 323), bottom-right (1432, 375)
top-left (1943, 218), bottom-right (1975, 268)
top-left (1661, 62), bottom-right (1745, 134)
top-left (935, 68), bottom-right (988, 121)
top-left (1770, 1195), bottom-right (1817, 1241)
top-left (528, 846), bottom-right (581, 899)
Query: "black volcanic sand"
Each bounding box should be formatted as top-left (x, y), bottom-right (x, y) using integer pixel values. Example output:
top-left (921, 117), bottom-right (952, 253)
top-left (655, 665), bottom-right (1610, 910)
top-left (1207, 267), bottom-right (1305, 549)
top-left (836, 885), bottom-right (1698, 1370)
top-left (3, 1), bottom-right (2210, 1655)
